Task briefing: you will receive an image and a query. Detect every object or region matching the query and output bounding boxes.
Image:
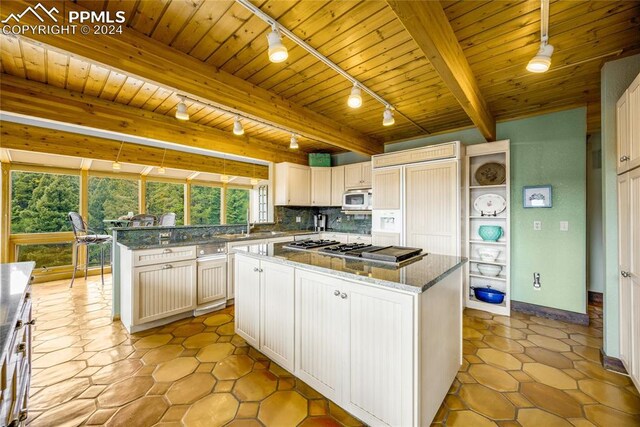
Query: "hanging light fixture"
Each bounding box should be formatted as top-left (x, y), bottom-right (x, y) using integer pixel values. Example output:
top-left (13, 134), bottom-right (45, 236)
top-left (112, 141), bottom-right (124, 170)
top-left (233, 115), bottom-right (245, 135)
top-left (267, 25), bottom-right (288, 63)
top-left (527, 0), bottom-right (554, 73)
top-left (175, 96), bottom-right (190, 121)
top-left (382, 106), bottom-right (395, 126)
top-left (157, 149), bottom-right (167, 174)
top-left (289, 133), bottom-right (299, 150)
top-left (347, 83), bottom-right (362, 109)
top-left (221, 157), bottom-right (230, 183)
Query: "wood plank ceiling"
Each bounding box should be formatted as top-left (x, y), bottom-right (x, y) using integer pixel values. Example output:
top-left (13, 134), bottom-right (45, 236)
top-left (1, 0), bottom-right (639, 160)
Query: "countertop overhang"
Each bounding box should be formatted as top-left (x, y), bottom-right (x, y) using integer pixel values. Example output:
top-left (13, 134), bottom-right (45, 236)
top-left (0, 262), bottom-right (34, 359)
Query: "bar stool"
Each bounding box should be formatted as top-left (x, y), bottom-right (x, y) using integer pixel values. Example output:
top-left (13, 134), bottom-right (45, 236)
top-left (68, 212), bottom-right (112, 288)
top-left (130, 214), bottom-right (156, 227)
top-left (157, 213), bottom-right (176, 226)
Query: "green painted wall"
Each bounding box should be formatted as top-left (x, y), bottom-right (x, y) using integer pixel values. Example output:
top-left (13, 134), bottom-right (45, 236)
top-left (601, 54), bottom-right (640, 358)
top-left (334, 108), bottom-right (588, 314)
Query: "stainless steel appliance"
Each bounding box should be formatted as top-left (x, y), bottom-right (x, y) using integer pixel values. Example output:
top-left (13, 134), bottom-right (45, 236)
top-left (342, 189), bottom-right (372, 211)
top-left (313, 214), bottom-right (327, 232)
top-left (284, 239), bottom-right (339, 250)
top-left (196, 242), bottom-right (227, 261)
top-left (284, 239), bottom-right (424, 265)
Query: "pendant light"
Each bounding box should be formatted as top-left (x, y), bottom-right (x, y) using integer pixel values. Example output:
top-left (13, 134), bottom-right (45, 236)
top-left (157, 149), bottom-right (167, 174)
top-left (175, 96), bottom-right (190, 121)
top-left (347, 83), bottom-right (362, 109)
top-left (527, 0), bottom-right (554, 73)
top-left (112, 141), bottom-right (124, 170)
top-left (220, 157), bottom-right (230, 183)
top-left (382, 106), bottom-right (395, 126)
top-left (233, 116), bottom-right (245, 135)
top-left (289, 133), bottom-right (299, 150)
top-left (267, 25), bottom-right (288, 63)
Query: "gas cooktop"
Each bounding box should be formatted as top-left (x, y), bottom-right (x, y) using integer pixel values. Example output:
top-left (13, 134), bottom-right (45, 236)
top-left (284, 240), bottom-right (425, 265)
top-left (283, 239), bottom-right (340, 250)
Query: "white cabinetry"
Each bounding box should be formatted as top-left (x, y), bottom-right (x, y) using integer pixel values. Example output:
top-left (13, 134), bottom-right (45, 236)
top-left (344, 161), bottom-right (372, 189)
top-left (275, 162), bottom-right (311, 206)
top-left (331, 166), bottom-right (345, 206)
top-left (618, 72), bottom-right (640, 174)
top-left (311, 167), bottom-right (332, 206)
top-left (320, 232), bottom-right (349, 243)
top-left (197, 258), bottom-right (227, 305)
top-left (464, 140), bottom-right (511, 316)
top-left (347, 234), bottom-right (372, 244)
top-left (372, 167), bottom-right (401, 209)
top-left (235, 255), bottom-right (295, 371)
top-left (372, 232), bottom-right (401, 246)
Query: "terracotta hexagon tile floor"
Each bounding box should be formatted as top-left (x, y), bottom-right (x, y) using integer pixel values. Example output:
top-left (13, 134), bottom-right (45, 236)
top-left (26, 275), bottom-right (640, 426)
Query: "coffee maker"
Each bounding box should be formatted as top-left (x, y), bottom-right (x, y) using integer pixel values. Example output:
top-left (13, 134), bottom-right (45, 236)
top-left (313, 214), bottom-right (327, 232)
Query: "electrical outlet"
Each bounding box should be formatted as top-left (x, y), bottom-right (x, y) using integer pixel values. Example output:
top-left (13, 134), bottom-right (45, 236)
top-left (560, 221), bottom-right (569, 231)
top-left (295, 216), bottom-right (301, 223)
top-left (533, 221), bottom-right (542, 231)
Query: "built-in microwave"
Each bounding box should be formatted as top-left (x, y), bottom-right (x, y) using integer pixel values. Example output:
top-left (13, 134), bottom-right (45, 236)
top-left (342, 189), bottom-right (372, 211)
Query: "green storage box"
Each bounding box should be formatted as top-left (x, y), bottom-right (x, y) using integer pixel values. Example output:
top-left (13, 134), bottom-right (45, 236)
top-left (308, 153), bottom-right (331, 167)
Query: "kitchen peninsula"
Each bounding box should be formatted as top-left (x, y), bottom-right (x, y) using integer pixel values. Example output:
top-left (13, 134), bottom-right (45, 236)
top-left (233, 241), bottom-right (467, 426)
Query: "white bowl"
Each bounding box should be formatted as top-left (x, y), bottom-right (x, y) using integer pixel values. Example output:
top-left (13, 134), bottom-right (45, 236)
top-left (477, 263), bottom-right (502, 277)
top-left (476, 247), bottom-right (501, 262)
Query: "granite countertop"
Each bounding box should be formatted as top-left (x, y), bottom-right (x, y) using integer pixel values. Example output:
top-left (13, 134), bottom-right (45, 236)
top-left (0, 262), bottom-right (34, 359)
top-left (233, 243), bottom-right (467, 294)
top-left (116, 230), bottom-right (319, 250)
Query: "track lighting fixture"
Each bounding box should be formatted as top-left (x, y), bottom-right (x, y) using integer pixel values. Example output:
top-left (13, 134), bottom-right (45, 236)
top-left (289, 133), bottom-right (299, 150)
top-left (347, 83), bottom-right (362, 109)
top-left (382, 107), bottom-right (395, 126)
top-left (527, 0), bottom-right (553, 73)
top-left (267, 25), bottom-right (288, 63)
top-left (175, 96), bottom-right (189, 121)
top-left (233, 116), bottom-right (245, 135)
top-left (112, 141), bottom-right (124, 170)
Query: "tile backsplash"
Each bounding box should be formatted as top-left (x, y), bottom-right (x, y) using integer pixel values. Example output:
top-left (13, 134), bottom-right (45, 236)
top-left (275, 206), bottom-right (371, 234)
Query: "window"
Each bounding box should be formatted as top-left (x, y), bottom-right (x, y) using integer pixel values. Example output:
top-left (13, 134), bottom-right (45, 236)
top-left (190, 185), bottom-right (221, 225)
top-left (16, 243), bottom-right (74, 269)
top-left (145, 181), bottom-right (185, 225)
top-left (257, 185), bottom-right (268, 223)
top-left (226, 188), bottom-right (250, 224)
top-left (88, 176), bottom-right (138, 233)
top-left (11, 171), bottom-right (80, 233)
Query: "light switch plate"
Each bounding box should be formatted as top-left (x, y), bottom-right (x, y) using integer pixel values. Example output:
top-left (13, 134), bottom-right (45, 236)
top-left (296, 216), bottom-right (301, 223)
top-left (560, 221), bottom-right (569, 231)
top-left (533, 221), bottom-right (542, 231)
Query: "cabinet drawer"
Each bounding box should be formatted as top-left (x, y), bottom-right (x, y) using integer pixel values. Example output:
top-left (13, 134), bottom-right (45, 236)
top-left (133, 246), bottom-right (196, 267)
top-left (347, 234), bottom-right (372, 244)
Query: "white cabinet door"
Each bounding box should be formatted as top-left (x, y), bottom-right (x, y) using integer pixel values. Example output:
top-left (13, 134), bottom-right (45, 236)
top-left (275, 163), bottom-right (311, 206)
top-left (361, 161), bottom-right (372, 187)
top-left (617, 92), bottom-right (630, 174)
top-left (133, 260), bottom-right (196, 325)
top-left (618, 173), bottom-right (632, 369)
top-left (347, 234), bottom-right (372, 244)
top-left (372, 232), bottom-right (401, 246)
top-left (343, 281), bottom-right (414, 427)
top-left (632, 281), bottom-right (640, 384)
top-left (345, 163), bottom-right (364, 189)
top-left (628, 72), bottom-right (640, 171)
top-left (311, 167), bottom-right (332, 206)
top-left (372, 167), bottom-right (401, 209)
top-left (260, 260), bottom-right (295, 372)
top-left (235, 255), bottom-right (261, 348)
top-left (331, 166), bottom-right (345, 206)
top-left (405, 161), bottom-right (459, 255)
top-left (197, 258), bottom-right (227, 305)
top-left (629, 167), bottom-right (640, 385)
top-left (295, 270), bottom-right (347, 402)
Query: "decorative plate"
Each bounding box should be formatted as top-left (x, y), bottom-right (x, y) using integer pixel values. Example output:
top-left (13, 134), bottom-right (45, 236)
top-left (475, 162), bottom-right (506, 185)
top-left (474, 194), bottom-right (507, 216)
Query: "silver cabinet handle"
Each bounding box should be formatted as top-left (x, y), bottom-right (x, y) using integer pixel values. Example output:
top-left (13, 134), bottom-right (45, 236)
top-left (15, 319), bottom-right (33, 329)
top-left (340, 293), bottom-right (348, 299)
top-left (259, 268), bottom-right (264, 273)
top-left (17, 343), bottom-right (26, 354)
top-left (334, 290), bottom-right (340, 296)
top-left (163, 248), bottom-right (172, 254)
top-left (162, 264), bottom-right (173, 269)
top-left (254, 267), bottom-right (260, 272)
top-left (620, 155), bottom-right (630, 162)
top-left (621, 271), bottom-right (630, 278)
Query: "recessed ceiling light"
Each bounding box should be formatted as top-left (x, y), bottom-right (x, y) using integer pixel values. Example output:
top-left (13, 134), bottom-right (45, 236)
top-left (175, 96), bottom-right (189, 121)
top-left (267, 26), bottom-right (288, 63)
top-left (382, 107), bottom-right (395, 126)
top-left (233, 116), bottom-right (245, 135)
top-left (347, 84), bottom-right (362, 109)
top-left (289, 133), bottom-right (299, 149)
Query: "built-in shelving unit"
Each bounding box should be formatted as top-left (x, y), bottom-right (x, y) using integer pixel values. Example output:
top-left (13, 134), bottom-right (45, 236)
top-left (464, 140), bottom-right (511, 316)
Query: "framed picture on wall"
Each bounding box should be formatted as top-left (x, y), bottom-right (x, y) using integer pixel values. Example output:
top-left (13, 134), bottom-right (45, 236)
top-left (523, 185), bottom-right (552, 208)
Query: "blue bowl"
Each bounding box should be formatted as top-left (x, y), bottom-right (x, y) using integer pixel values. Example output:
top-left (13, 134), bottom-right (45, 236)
top-left (473, 286), bottom-right (505, 304)
top-left (478, 225), bottom-right (503, 242)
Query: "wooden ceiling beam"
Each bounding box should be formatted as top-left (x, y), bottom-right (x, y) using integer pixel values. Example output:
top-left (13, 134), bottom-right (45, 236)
top-left (0, 1), bottom-right (381, 156)
top-left (0, 74), bottom-right (306, 165)
top-left (0, 121), bottom-right (269, 179)
top-left (386, 0), bottom-right (496, 141)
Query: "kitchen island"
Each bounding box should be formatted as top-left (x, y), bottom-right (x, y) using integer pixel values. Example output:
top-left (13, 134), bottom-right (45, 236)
top-left (233, 242), bottom-right (467, 427)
